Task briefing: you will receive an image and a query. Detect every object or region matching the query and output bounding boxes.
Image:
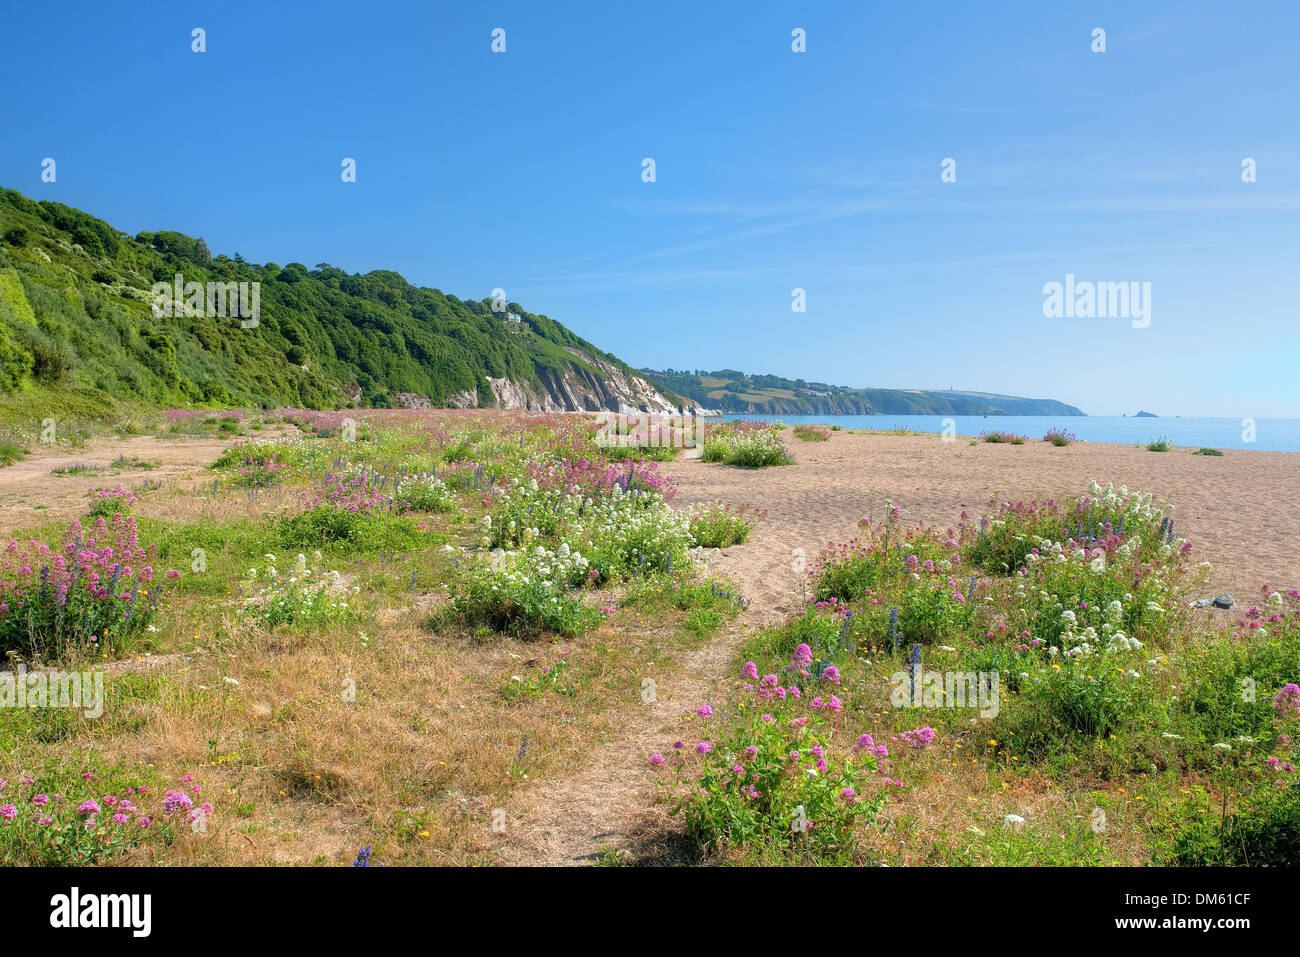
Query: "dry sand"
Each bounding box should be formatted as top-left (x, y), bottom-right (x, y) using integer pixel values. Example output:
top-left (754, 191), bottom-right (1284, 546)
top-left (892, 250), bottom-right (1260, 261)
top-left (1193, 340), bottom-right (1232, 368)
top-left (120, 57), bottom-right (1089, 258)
top-left (0, 429), bottom-right (295, 538)
top-left (673, 430), bottom-right (1299, 619)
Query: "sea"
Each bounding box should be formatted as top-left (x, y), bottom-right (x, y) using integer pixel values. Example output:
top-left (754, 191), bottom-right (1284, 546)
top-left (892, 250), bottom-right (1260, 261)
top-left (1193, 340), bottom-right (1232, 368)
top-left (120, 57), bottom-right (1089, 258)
top-left (714, 415), bottom-right (1300, 453)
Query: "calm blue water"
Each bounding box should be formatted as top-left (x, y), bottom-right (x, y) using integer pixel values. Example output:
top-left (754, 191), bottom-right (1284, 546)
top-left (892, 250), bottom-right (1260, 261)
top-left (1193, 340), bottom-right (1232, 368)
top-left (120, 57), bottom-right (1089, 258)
top-left (715, 415), bottom-right (1300, 453)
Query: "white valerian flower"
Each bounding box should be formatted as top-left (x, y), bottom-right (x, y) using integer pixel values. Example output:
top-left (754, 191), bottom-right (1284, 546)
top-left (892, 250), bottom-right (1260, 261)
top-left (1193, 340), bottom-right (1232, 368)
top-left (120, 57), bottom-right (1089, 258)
top-left (223, 676), bottom-right (240, 686)
top-left (1161, 733), bottom-right (1182, 740)
top-left (1213, 742), bottom-right (1232, 751)
top-left (1003, 814), bottom-right (1026, 826)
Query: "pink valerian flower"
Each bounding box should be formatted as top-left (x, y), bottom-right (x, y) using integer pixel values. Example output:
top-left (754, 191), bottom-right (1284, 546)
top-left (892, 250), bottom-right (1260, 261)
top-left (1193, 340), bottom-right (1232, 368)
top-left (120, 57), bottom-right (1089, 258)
top-left (901, 726), bottom-right (937, 750)
top-left (815, 758), bottom-right (829, 773)
top-left (649, 753), bottom-right (665, 767)
top-left (33, 793), bottom-right (49, 806)
top-left (741, 661), bottom-right (759, 681)
top-left (696, 704), bottom-right (714, 719)
top-left (742, 746), bottom-right (759, 761)
top-left (112, 813), bottom-right (129, 825)
top-left (1275, 684), bottom-right (1300, 718)
top-left (695, 742), bottom-right (713, 755)
top-left (161, 790), bottom-right (193, 817)
top-left (0, 804), bottom-right (16, 820)
top-left (77, 800), bottom-right (100, 817)
top-left (821, 665), bottom-right (841, 684)
top-left (840, 787), bottom-right (858, 806)
top-left (791, 644), bottom-right (813, 667)
top-left (855, 733), bottom-right (875, 751)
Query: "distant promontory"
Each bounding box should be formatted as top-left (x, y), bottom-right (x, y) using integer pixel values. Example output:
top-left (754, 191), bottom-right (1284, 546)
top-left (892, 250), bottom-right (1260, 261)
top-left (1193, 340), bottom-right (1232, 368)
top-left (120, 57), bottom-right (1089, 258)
top-left (641, 369), bottom-right (1086, 417)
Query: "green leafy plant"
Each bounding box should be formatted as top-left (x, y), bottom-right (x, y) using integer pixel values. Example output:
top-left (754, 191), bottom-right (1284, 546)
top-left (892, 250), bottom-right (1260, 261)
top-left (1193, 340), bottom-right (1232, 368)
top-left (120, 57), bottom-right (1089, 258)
top-left (688, 502), bottom-right (759, 548)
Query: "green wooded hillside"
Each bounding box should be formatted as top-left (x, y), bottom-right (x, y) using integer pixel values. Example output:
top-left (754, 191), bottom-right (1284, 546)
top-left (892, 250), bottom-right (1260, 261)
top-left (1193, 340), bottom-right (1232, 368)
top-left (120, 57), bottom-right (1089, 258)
top-left (0, 187), bottom-right (650, 412)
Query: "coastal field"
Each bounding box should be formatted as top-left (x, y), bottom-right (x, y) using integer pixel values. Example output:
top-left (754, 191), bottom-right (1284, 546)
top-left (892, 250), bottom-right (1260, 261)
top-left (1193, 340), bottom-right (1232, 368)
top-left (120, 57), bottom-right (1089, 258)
top-left (1, 411), bottom-right (1296, 866)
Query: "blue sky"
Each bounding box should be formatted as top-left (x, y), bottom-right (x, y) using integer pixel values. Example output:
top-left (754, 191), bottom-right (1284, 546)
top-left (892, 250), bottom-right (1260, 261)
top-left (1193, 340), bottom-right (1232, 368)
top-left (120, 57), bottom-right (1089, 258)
top-left (3, 1), bottom-right (1298, 416)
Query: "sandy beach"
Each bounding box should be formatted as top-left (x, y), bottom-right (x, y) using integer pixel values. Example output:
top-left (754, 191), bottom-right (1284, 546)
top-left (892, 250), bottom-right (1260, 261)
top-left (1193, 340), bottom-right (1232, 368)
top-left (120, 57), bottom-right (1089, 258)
top-left (673, 430), bottom-right (1299, 623)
